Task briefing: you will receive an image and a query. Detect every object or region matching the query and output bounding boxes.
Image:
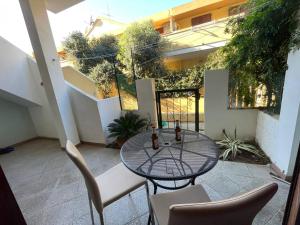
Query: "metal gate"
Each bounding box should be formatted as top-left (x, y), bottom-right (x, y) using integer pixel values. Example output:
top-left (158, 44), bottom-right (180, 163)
top-left (156, 88), bottom-right (202, 132)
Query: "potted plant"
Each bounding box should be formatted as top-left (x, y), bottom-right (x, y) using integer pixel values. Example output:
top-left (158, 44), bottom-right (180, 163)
top-left (108, 111), bottom-right (148, 148)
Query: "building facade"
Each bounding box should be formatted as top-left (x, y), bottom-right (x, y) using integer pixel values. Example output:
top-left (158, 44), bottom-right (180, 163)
top-left (148, 0), bottom-right (246, 70)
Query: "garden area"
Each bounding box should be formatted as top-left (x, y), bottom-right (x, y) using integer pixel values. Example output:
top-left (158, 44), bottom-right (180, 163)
top-left (63, 0), bottom-right (300, 164)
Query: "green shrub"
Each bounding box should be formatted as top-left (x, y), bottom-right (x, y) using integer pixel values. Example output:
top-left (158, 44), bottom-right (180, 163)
top-left (89, 60), bottom-right (115, 98)
top-left (108, 112), bottom-right (147, 145)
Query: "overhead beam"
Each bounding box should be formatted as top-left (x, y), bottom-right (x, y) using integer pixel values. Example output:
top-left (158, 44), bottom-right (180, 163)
top-left (46, 0), bottom-right (84, 13)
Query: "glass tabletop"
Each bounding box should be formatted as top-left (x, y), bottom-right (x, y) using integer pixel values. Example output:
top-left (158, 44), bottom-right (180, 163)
top-left (120, 128), bottom-right (220, 181)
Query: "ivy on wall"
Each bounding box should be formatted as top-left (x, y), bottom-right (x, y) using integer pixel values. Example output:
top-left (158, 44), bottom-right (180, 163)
top-left (223, 0), bottom-right (300, 113)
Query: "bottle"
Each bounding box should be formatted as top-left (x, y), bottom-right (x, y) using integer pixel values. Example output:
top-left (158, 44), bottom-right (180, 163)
top-left (152, 125), bottom-right (159, 150)
top-left (175, 120), bottom-right (181, 142)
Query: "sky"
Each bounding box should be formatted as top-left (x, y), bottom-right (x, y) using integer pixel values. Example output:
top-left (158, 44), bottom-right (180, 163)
top-left (0, 0), bottom-right (190, 54)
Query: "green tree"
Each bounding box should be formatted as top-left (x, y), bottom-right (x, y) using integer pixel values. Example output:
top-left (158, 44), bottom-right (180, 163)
top-left (63, 32), bottom-right (119, 74)
top-left (118, 20), bottom-right (166, 79)
top-left (89, 60), bottom-right (115, 98)
top-left (224, 0), bottom-right (300, 113)
top-left (63, 31), bottom-right (93, 74)
top-left (89, 34), bottom-right (119, 64)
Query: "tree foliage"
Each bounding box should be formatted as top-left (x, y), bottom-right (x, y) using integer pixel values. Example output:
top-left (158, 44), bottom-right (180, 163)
top-left (89, 35), bottom-right (119, 63)
top-left (156, 65), bottom-right (204, 90)
top-left (156, 48), bottom-right (226, 90)
top-left (89, 60), bottom-right (115, 98)
top-left (63, 32), bottom-right (118, 74)
top-left (223, 0), bottom-right (300, 113)
top-left (118, 20), bottom-right (166, 79)
top-left (63, 31), bottom-right (93, 74)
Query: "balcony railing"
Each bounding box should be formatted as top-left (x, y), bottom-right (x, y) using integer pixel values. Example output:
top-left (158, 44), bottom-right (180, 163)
top-left (161, 18), bottom-right (232, 53)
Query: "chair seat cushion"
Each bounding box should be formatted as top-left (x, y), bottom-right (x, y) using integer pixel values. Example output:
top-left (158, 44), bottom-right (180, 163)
top-left (150, 184), bottom-right (211, 225)
top-left (96, 163), bottom-right (146, 206)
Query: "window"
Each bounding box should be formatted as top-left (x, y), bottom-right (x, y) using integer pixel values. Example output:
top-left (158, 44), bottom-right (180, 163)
top-left (156, 23), bottom-right (171, 34)
top-left (156, 27), bottom-right (164, 34)
top-left (191, 13), bottom-right (212, 26)
top-left (229, 4), bottom-right (246, 16)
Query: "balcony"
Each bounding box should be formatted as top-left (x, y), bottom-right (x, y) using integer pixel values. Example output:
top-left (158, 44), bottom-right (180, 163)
top-left (161, 19), bottom-right (230, 57)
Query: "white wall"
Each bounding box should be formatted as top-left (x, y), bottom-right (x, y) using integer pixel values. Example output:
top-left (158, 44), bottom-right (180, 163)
top-left (204, 69), bottom-right (258, 140)
top-left (97, 97), bottom-right (121, 139)
top-left (67, 83), bottom-right (106, 144)
top-left (288, 104), bottom-right (300, 175)
top-left (0, 37), bottom-right (42, 106)
top-left (0, 37), bottom-right (58, 139)
top-left (277, 49), bottom-right (300, 176)
top-left (135, 79), bottom-right (158, 126)
top-left (62, 66), bottom-right (98, 98)
top-left (0, 98), bottom-right (36, 148)
top-left (255, 50), bottom-right (300, 176)
top-left (27, 59), bottom-right (58, 138)
top-left (256, 111), bottom-right (279, 160)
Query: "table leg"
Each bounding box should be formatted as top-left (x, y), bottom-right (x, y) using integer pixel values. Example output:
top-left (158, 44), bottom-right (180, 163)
top-left (191, 177), bottom-right (196, 185)
top-left (153, 183), bottom-right (158, 194)
top-left (149, 179), bottom-right (158, 195)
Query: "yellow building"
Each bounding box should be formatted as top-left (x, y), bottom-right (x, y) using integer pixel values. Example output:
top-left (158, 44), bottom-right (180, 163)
top-left (148, 0), bottom-right (247, 70)
top-left (84, 0), bottom-right (247, 71)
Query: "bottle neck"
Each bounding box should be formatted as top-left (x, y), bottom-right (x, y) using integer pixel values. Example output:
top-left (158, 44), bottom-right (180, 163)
top-left (176, 120), bottom-right (180, 127)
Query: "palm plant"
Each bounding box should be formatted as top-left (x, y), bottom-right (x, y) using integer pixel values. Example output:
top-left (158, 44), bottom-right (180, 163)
top-left (108, 112), bottom-right (147, 146)
top-left (217, 129), bottom-right (262, 160)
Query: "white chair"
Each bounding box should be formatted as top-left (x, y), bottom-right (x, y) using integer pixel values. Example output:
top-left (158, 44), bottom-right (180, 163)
top-left (66, 140), bottom-right (150, 225)
top-left (149, 182), bottom-right (278, 225)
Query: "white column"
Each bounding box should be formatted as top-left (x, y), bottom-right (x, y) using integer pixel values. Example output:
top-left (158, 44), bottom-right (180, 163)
top-left (170, 17), bottom-right (176, 32)
top-left (135, 79), bottom-right (158, 126)
top-left (19, 0), bottom-right (80, 147)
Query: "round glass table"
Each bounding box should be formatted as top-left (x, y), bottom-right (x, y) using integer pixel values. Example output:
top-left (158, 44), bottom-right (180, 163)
top-left (120, 128), bottom-right (220, 193)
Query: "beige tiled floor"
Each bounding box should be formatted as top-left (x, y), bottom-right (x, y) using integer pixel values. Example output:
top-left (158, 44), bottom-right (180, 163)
top-left (0, 138), bottom-right (290, 225)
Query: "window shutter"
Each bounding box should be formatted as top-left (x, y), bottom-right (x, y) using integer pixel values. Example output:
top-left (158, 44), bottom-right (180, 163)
top-left (191, 13), bottom-right (212, 26)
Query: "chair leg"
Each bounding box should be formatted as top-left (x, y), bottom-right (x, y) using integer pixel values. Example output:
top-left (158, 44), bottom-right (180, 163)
top-left (100, 212), bottom-right (105, 225)
top-left (88, 193), bottom-right (95, 225)
top-left (145, 182), bottom-right (155, 225)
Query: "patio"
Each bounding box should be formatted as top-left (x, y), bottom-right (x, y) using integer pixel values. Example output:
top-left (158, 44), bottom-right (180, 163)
top-left (0, 138), bottom-right (289, 225)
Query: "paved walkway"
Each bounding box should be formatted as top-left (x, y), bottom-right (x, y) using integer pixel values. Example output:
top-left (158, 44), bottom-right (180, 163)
top-left (0, 139), bottom-right (289, 225)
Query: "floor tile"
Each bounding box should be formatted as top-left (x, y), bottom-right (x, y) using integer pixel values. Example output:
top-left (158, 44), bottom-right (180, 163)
top-left (0, 138), bottom-right (290, 225)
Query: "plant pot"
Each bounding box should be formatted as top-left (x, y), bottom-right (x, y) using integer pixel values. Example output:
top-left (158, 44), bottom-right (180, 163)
top-left (116, 138), bottom-right (127, 148)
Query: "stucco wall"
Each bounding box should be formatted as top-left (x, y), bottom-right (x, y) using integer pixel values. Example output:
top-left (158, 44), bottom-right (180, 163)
top-left (97, 97), bottom-right (122, 140)
top-left (255, 49), bottom-right (300, 176)
top-left (0, 37), bottom-right (57, 139)
top-left (0, 98), bottom-right (36, 148)
top-left (255, 111), bottom-right (279, 160)
top-left (135, 79), bottom-right (158, 126)
top-left (289, 104), bottom-right (300, 176)
top-left (204, 69), bottom-right (258, 140)
top-left (277, 49), bottom-right (300, 176)
top-left (62, 66), bottom-right (99, 98)
top-left (67, 83), bottom-right (106, 144)
top-left (0, 37), bottom-right (42, 106)
top-left (27, 59), bottom-right (58, 138)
